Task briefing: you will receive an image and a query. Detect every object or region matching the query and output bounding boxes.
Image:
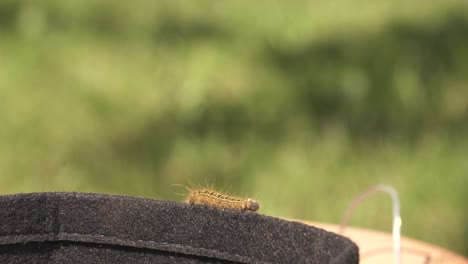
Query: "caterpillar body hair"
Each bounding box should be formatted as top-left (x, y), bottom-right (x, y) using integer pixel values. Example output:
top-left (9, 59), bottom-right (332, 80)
top-left (186, 188), bottom-right (260, 212)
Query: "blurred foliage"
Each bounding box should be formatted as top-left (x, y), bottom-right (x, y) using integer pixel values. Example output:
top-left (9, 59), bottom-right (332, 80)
top-left (0, 0), bottom-right (467, 255)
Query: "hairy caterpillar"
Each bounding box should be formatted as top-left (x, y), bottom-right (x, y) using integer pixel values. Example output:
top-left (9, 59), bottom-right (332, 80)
top-left (186, 188), bottom-right (260, 212)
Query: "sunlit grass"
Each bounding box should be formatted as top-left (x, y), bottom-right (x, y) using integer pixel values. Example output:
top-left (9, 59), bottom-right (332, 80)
top-left (0, 0), bottom-right (467, 255)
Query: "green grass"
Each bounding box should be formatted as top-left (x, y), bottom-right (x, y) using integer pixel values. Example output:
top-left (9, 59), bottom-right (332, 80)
top-left (0, 0), bottom-right (467, 255)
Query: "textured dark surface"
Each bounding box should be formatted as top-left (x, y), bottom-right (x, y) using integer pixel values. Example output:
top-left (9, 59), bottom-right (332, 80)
top-left (0, 192), bottom-right (359, 264)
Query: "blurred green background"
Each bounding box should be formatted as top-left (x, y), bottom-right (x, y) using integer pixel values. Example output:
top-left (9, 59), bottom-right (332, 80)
top-left (1, 0), bottom-right (467, 255)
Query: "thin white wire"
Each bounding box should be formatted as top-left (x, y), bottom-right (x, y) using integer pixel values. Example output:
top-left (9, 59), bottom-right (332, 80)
top-left (339, 184), bottom-right (401, 264)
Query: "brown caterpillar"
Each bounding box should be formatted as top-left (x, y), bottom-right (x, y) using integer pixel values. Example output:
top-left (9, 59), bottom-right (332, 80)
top-left (186, 188), bottom-right (260, 212)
